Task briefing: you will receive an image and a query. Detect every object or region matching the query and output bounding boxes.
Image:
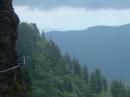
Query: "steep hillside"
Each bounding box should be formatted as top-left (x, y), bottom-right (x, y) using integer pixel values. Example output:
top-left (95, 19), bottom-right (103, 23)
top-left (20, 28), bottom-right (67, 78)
top-left (16, 23), bottom-right (112, 97)
top-left (16, 23), bottom-right (130, 97)
top-left (46, 24), bottom-right (130, 81)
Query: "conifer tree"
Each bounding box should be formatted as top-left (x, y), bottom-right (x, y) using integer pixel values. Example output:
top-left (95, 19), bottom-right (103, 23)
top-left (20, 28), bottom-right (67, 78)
top-left (111, 80), bottom-right (126, 97)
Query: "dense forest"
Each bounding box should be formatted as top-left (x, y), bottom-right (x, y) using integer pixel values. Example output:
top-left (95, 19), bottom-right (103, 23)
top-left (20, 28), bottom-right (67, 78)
top-left (16, 23), bottom-right (130, 97)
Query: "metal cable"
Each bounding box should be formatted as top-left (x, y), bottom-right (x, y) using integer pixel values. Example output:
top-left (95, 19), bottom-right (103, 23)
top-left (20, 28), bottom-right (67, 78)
top-left (0, 55), bottom-right (25, 73)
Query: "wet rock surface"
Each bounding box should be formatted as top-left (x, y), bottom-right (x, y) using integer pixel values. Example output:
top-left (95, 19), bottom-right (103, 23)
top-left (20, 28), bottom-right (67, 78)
top-left (0, 1), bottom-right (19, 71)
top-left (0, 0), bottom-right (27, 96)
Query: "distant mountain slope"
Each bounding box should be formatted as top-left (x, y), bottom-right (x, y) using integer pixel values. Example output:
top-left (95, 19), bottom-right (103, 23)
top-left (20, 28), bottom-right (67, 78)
top-left (46, 24), bottom-right (130, 81)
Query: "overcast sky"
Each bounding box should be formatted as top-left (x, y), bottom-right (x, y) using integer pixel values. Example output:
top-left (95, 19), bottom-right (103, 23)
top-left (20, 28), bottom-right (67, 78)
top-left (13, 0), bottom-right (130, 32)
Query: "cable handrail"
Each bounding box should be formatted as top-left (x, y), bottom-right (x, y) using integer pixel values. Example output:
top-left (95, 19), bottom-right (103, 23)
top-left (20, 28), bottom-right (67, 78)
top-left (0, 55), bottom-right (25, 73)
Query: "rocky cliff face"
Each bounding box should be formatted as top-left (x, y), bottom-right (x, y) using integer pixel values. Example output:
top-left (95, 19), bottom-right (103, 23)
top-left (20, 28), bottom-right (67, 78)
top-left (0, 0), bottom-right (27, 96)
top-left (0, 10), bottom-right (19, 70)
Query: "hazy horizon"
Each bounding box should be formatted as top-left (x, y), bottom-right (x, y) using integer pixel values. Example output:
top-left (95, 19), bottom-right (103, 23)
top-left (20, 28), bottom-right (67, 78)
top-left (13, 0), bottom-right (130, 32)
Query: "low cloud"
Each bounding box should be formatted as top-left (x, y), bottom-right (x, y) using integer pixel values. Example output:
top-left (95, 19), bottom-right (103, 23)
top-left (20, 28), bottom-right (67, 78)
top-left (14, 0), bottom-right (130, 10)
top-left (15, 6), bottom-right (130, 32)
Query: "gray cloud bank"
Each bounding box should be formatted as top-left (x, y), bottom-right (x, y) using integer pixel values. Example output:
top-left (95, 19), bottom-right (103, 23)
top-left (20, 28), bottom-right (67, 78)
top-left (14, 0), bottom-right (130, 10)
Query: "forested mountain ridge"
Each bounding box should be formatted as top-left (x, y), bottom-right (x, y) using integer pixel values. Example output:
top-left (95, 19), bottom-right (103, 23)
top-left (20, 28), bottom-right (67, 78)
top-left (46, 24), bottom-right (130, 81)
top-left (16, 23), bottom-right (130, 97)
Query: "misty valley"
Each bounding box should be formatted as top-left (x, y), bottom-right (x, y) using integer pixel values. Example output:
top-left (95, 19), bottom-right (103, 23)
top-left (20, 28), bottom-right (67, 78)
top-left (16, 23), bottom-right (130, 97)
top-left (1, 0), bottom-right (130, 97)
top-left (46, 24), bottom-right (130, 82)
